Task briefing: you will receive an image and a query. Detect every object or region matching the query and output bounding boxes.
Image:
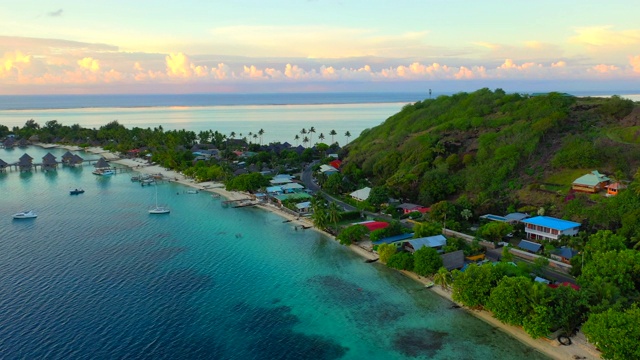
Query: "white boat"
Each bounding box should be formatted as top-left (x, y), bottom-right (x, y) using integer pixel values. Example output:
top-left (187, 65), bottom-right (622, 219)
top-left (149, 186), bottom-right (170, 214)
top-left (13, 210), bottom-right (38, 219)
top-left (92, 168), bottom-right (115, 176)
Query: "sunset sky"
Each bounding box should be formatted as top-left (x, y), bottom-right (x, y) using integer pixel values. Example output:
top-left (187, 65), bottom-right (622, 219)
top-left (1, 0), bottom-right (639, 94)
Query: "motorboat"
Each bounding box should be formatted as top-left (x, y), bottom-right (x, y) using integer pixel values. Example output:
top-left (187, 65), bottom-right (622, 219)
top-left (92, 168), bottom-right (115, 176)
top-left (186, 190), bottom-right (199, 194)
top-left (13, 210), bottom-right (38, 219)
top-left (149, 186), bottom-right (170, 214)
top-left (70, 188), bottom-right (85, 195)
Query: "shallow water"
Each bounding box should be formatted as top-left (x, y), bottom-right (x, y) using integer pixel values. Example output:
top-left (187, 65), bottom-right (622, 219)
top-left (0, 146), bottom-right (549, 359)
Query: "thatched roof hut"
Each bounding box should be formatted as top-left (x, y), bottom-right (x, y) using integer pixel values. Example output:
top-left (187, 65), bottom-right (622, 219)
top-left (61, 151), bottom-right (74, 163)
top-left (18, 153), bottom-right (33, 172)
top-left (70, 154), bottom-right (84, 166)
top-left (94, 157), bottom-right (110, 169)
top-left (42, 152), bottom-right (58, 171)
top-left (3, 138), bottom-right (16, 149)
top-left (0, 158), bottom-right (8, 172)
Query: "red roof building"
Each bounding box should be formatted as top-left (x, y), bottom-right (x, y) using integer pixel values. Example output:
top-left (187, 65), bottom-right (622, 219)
top-left (357, 221), bottom-right (389, 232)
top-left (329, 159), bottom-right (342, 169)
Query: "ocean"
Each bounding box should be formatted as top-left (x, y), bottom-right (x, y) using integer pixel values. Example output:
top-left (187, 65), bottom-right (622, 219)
top-left (0, 93), bottom-right (427, 146)
top-left (0, 147), bottom-right (551, 359)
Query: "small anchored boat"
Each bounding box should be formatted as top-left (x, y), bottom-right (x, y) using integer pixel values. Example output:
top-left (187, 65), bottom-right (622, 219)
top-left (13, 210), bottom-right (38, 219)
top-left (70, 188), bottom-right (85, 195)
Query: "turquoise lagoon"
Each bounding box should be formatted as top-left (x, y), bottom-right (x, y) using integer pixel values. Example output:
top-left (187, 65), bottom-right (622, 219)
top-left (0, 146), bottom-right (550, 359)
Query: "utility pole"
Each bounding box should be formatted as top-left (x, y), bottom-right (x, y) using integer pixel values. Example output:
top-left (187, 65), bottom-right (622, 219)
top-left (429, 88), bottom-right (432, 99)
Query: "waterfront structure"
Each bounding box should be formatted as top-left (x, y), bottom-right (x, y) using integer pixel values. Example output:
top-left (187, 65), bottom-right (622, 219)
top-left (94, 157), bottom-right (110, 169)
top-left (41, 152), bottom-right (58, 171)
top-left (522, 216), bottom-right (581, 241)
top-left (18, 153), bottom-right (33, 172)
top-left (571, 170), bottom-right (610, 193)
top-left (0, 158), bottom-right (8, 172)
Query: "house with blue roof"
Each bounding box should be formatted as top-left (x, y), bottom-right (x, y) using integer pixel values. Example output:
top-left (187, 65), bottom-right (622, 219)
top-left (522, 216), bottom-right (581, 241)
top-left (372, 233), bottom-right (415, 246)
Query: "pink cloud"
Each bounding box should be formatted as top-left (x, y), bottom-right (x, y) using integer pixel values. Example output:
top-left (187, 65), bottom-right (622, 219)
top-left (630, 55), bottom-right (640, 73)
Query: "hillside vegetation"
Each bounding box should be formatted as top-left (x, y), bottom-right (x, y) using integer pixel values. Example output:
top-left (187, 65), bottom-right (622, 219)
top-left (343, 88), bottom-right (639, 215)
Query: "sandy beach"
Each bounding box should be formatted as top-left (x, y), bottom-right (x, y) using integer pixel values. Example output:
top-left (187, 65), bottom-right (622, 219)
top-left (45, 143), bottom-right (600, 360)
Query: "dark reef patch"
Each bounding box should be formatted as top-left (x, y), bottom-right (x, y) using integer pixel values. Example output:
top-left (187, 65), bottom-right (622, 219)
top-left (392, 328), bottom-right (447, 358)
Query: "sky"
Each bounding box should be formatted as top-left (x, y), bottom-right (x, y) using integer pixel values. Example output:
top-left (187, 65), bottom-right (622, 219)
top-left (1, 0), bottom-right (639, 95)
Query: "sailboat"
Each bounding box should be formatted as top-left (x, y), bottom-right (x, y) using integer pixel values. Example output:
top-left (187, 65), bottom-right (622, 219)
top-left (149, 186), bottom-right (170, 214)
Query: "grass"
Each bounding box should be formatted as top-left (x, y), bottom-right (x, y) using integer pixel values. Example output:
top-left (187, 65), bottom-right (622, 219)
top-left (607, 126), bottom-right (640, 144)
top-left (545, 168), bottom-right (592, 187)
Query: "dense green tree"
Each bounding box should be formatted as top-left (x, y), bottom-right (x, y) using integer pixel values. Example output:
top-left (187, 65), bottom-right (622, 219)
top-left (582, 305), bottom-right (640, 360)
top-left (336, 224), bottom-right (368, 246)
top-left (452, 264), bottom-right (502, 309)
top-left (413, 247), bottom-right (443, 276)
top-left (328, 202), bottom-right (341, 234)
top-left (387, 252), bottom-right (414, 271)
top-left (412, 221), bottom-right (442, 238)
top-left (478, 221), bottom-right (513, 243)
top-left (367, 186), bottom-right (389, 209)
top-left (225, 173), bottom-right (269, 192)
top-left (487, 276), bottom-right (535, 326)
top-left (377, 243), bottom-right (397, 263)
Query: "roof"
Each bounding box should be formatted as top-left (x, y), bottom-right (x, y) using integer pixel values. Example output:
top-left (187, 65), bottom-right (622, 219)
top-left (552, 247), bottom-right (579, 259)
top-left (504, 213), bottom-right (530, 222)
top-left (350, 187), bottom-right (371, 201)
top-left (94, 158), bottom-right (110, 168)
top-left (319, 164), bottom-right (338, 173)
top-left (359, 221), bottom-right (389, 232)
top-left (266, 186), bottom-right (282, 193)
top-left (397, 203), bottom-right (426, 210)
top-left (441, 250), bottom-right (465, 270)
top-left (270, 178), bottom-right (293, 184)
top-left (407, 235), bottom-right (447, 251)
top-left (522, 216), bottom-right (581, 231)
top-left (606, 182), bottom-right (626, 190)
top-left (329, 159), bottom-right (342, 169)
top-left (295, 201), bottom-right (311, 209)
top-left (273, 193), bottom-right (312, 202)
top-left (548, 282), bottom-right (580, 291)
top-left (572, 170), bottom-right (610, 187)
top-left (372, 233), bottom-right (415, 245)
top-left (518, 240), bottom-right (542, 253)
top-left (281, 183), bottom-right (304, 190)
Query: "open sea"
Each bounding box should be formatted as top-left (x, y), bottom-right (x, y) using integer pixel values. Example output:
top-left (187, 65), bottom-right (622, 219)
top-left (0, 145), bottom-right (551, 359)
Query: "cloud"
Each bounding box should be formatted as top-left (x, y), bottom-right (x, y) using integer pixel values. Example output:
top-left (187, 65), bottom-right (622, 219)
top-left (0, 51), bottom-right (32, 78)
top-left (166, 53), bottom-right (192, 77)
top-left (570, 26), bottom-right (640, 47)
top-left (630, 55), bottom-right (640, 73)
top-left (591, 64), bottom-right (620, 74)
top-left (47, 9), bottom-right (63, 17)
top-left (78, 57), bottom-right (100, 72)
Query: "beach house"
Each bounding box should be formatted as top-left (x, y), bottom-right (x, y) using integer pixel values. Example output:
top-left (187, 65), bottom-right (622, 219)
top-left (521, 216), bottom-right (581, 241)
top-left (605, 182), bottom-right (626, 197)
top-left (571, 170), bottom-right (610, 193)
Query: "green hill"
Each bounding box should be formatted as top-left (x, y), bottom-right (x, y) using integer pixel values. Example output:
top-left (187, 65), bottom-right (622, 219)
top-left (343, 88), bottom-right (639, 214)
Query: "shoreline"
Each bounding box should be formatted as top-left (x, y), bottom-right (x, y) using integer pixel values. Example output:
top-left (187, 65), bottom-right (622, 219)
top-left (40, 143), bottom-right (599, 359)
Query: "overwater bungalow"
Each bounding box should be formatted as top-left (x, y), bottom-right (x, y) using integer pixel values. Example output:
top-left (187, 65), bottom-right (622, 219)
top-left (18, 138), bottom-right (29, 148)
top-left (0, 158), bottom-right (8, 172)
top-left (61, 151), bottom-right (74, 164)
top-left (41, 152), bottom-right (58, 172)
top-left (18, 153), bottom-right (34, 172)
top-left (94, 157), bottom-right (110, 169)
top-left (70, 154), bottom-right (84, 166)
top-left (3, 137), bottom-right (16, 149)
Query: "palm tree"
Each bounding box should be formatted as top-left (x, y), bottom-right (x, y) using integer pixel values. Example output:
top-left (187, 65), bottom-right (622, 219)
top-left (308, 126), bottom-right (316, 144)
top-left (312, 207), bottom-right (329, 230)
top-left (433, 267), bottom-right (453, 291)
top-left (258, 129), bottom-right (265, 145)
top-left (229, 131), bottom-right (236, 139)
top-left (248, 131), bottom-right (253, 143)
top-left (318, 133), bottom-right (325, 143)
top-left (300, 128), bottom-right (307, 140)
top-left (303, 136), bottom-right (309, 147)
top-left (253, 134), bottom-right (258, 143)
top-left (329, 129), bottom-right (337, 144)
top-left (328, 202), bottom-right (341, 234)
top-left (344, 131), bottom-right (351, 144)
top-left (294, 134), bottom-right (300, 146)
